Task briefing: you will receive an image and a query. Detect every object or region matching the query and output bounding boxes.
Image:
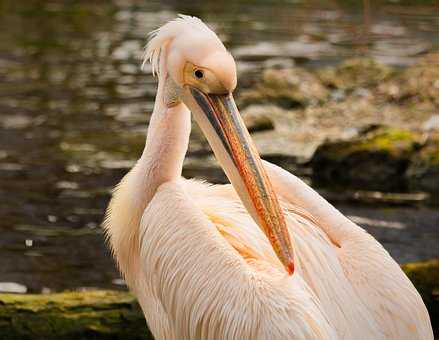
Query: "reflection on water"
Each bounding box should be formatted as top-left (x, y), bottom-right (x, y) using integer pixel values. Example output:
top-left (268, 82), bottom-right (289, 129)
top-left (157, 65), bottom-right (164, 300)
top-left (0, 0), bottom-right (438, 292)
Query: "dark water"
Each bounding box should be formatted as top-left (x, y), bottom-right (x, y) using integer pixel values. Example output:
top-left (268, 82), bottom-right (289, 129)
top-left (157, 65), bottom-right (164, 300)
top-left (0, 0), bottom-right (438, 293)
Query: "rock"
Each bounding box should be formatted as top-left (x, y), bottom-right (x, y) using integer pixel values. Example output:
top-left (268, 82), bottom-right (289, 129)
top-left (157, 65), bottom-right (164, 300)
top-left (311, 127), bottom-right (422, 190)
top-left (407, 133), bottom-right (439, 192)
top-left (0, 290), bottom-right (152, 339)
top-left (239, 68), bottom-right (328, 109)
top-left (317, 58), bottom-right (395, 90)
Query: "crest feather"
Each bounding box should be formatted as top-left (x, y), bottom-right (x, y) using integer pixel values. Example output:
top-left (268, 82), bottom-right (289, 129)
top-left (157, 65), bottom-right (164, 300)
top-left (142, 15), bottom-right (214, 75)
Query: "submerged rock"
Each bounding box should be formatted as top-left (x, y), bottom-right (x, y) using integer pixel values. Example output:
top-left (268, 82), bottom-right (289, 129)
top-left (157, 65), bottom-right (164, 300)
top-left (311, 127), bottom-right (423, 190)
top-left (239, 68), bottom-right (329, 109)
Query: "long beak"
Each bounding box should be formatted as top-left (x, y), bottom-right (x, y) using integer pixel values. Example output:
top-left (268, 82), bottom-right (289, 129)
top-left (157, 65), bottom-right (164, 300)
top-left (183, 87), bottom-right (294, 275)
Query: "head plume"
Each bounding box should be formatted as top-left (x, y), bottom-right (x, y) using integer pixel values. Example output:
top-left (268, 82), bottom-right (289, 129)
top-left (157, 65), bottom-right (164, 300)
top-left (142, 15), bottom-right (218, 75)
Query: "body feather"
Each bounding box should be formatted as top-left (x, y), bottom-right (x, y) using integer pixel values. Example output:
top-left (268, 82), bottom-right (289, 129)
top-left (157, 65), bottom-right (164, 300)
top-left (105, 169), bottom-right (433, 339)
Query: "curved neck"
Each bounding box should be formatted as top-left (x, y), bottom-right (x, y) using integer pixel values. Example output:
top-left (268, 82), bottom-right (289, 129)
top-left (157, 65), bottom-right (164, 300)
top-left (104, 47), bottom-right (191, 289)
top-left (139, 54), bottom-right (191, 205)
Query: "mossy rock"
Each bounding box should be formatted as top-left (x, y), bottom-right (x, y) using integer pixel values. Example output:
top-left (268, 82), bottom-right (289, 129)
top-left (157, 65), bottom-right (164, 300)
top-left (311, 127), bottom-right (422, 190)
top-left (317, 58), bottom-right (395, 90)
top-left (0, 290), bottom-right (152, 340)
top-left (407, 133), bottom-right (439, 192)
top-left (402, 259), bottom-right (439, 334)
top-left (239, 68), bottom-right (328, 109)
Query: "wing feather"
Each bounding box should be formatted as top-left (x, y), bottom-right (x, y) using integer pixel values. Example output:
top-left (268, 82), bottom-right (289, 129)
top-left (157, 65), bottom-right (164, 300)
top-left (263, 161), bottom-right (434, 339)
top-left (138, 180), bottom-right (337, 340)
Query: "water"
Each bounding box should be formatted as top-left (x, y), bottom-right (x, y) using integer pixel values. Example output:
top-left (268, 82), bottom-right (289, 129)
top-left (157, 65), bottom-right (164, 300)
top-left (0, 0), bottom-right (438, 293)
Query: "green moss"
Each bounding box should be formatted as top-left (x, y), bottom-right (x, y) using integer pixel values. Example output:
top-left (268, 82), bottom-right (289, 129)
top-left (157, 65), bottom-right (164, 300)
top-left (0, 290), bottom-right (152, 339)
top-left (311, 127), bottom-right (423, 190)
top-left (313, 127), bottom-right (439, 193)
top-left (359, 128), bottom-right (418, 153)
top-left (321, 128), bottom-right (420, 160)
top-left (402, 260), bottom-right (439, 305)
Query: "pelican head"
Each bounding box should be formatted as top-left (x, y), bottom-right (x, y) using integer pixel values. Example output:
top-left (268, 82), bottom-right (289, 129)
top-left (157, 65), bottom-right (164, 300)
top-left (144, 15), bottom-right (294, 275)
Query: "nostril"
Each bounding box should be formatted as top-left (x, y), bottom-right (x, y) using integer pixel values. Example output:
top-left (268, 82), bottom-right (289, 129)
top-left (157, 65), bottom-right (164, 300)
top-left (194, 70), bottom-right (204, 79)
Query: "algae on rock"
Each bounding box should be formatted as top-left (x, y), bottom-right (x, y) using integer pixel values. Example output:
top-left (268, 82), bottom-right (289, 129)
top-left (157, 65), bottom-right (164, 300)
top-left (0, 290), bottom-right (152, 340)
top-left (311, 127), bottom-right (423, 190)
top-left (311, 125), bottom-right (439, 193)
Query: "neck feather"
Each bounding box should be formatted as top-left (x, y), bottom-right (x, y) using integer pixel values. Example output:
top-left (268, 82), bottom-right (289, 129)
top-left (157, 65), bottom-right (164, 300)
top-left (104, 50), bottom-right (191, 288)
top-left (140, 102), bottom-right (191, 203)
top-left (140, 55), bottom-right (191, 203)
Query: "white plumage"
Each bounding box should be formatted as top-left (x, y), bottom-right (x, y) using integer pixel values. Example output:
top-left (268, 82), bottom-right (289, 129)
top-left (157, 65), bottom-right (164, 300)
top-left (104, 15), bottom-right (433, 339)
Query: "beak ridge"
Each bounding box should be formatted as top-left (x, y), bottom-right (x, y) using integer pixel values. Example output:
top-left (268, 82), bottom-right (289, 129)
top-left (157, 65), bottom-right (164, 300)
top-left (187, 87), bottom-right (295, 275)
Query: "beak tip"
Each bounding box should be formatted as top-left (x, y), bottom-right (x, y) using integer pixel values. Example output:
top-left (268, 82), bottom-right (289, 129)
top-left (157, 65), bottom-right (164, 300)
top-left (287, 261), bottom-right (295, 276)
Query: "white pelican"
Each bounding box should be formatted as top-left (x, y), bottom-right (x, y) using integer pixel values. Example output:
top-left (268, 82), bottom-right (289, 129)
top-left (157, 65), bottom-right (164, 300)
top-left (104, 15), bottom-right (433, 339)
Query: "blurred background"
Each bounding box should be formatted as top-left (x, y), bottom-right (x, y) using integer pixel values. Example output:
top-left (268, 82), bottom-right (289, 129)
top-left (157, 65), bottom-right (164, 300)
top-left (0, 0), bottom-right (438, 298)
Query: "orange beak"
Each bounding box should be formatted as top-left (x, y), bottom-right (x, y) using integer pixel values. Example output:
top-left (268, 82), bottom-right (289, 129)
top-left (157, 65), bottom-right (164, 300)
top-left (185, 87), bottom-right (294, 275)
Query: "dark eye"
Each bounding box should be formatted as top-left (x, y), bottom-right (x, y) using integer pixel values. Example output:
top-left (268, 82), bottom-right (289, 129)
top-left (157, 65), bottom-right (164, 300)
top-left (194, 69), bottom-right (204, 79)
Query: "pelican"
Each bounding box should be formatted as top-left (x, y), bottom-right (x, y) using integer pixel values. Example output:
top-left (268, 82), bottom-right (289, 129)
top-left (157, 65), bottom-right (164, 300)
top-left (104, 15), bottom-right (433, 339)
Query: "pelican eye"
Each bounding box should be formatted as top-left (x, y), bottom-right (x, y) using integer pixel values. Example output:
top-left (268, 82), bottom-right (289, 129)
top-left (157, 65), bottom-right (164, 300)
top-left (194, 69), bottom-right (204, 79)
